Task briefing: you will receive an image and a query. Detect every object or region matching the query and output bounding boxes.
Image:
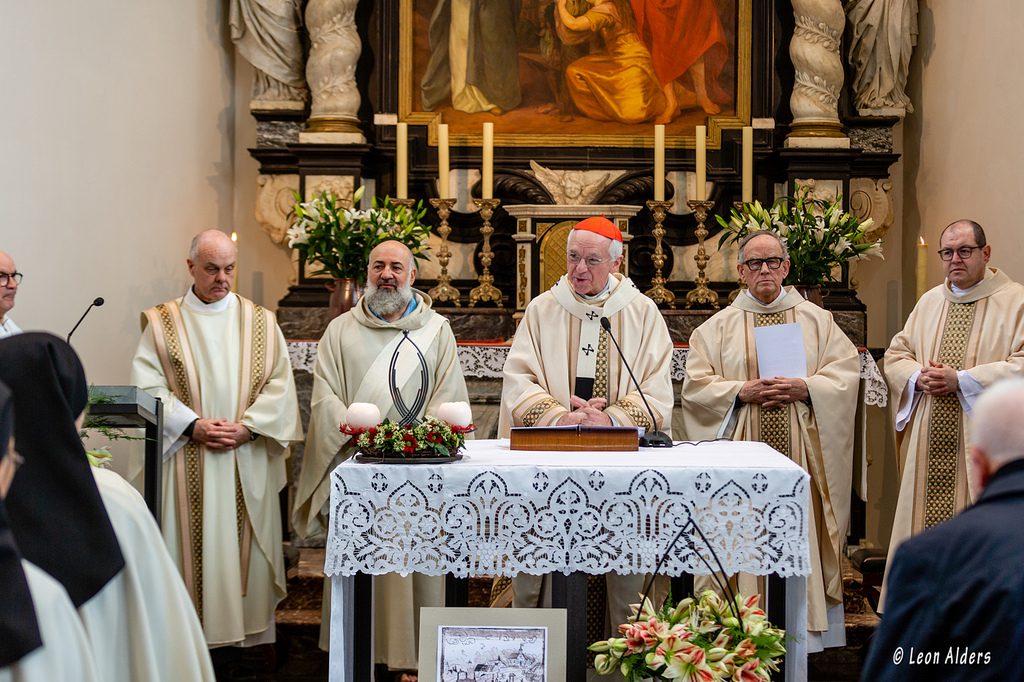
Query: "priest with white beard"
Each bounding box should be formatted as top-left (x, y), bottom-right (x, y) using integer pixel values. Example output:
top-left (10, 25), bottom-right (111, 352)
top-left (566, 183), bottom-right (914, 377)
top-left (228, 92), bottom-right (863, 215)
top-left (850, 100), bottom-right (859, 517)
top-left (499, 216), bottom-right (674, 635)
top-left (293, 240), bottom-right (470, 679)
top-left (130, 230), bottom-right (304, 650)
top-left (680, 229), bottom-right (860, 652)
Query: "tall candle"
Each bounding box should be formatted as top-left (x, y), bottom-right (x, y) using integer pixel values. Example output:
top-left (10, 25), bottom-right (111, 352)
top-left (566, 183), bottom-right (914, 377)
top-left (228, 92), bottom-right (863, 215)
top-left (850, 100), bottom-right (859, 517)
top-left (482, 122), bottom-right (494, 199)
top-left (741, 126), bottom-right (753, 203)
top-left (654, 125), bottom-right (666, 202)
top-left (916, 237), bottom-right (928, 300)
top-left (231, 232), bottom-right (238, 293)
top-left (396, 122), bottom-right (408, 199)
top-left (438, 123), bottom-right (450, 198)
top-left (695, 125), bottom-right (707, 201)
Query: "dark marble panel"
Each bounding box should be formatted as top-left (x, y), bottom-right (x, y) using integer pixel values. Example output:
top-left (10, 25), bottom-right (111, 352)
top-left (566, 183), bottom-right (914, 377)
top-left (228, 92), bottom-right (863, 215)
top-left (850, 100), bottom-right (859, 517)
top-left (438, 308), bottom-right (517, 341)
top-left (834, 311), bottom-right (867, 347)
top-left (279, 307), bottom-right (334, 341)
top-left (848, 125), bottom-right (894, 154)
top-left (256, 120), bottom-right (303, 148)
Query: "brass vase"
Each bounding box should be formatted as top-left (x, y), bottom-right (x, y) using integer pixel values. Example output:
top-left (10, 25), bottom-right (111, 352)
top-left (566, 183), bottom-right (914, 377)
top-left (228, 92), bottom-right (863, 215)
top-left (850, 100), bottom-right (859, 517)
top-left (326, 277), bottom-right (361, 319)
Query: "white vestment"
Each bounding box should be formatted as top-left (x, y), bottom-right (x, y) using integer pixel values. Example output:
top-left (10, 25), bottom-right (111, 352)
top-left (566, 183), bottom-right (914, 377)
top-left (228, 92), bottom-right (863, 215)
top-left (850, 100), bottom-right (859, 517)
top-left (0, 561), bottom-right (100, 682)
top-left (293, 290), bottom-right (470, 670)
top-left (130, 290), bottom-right (304, 647)
top-left (0, 317), bottom-right (21, 339)
top-left (499, 274), bottom-right (674, 633)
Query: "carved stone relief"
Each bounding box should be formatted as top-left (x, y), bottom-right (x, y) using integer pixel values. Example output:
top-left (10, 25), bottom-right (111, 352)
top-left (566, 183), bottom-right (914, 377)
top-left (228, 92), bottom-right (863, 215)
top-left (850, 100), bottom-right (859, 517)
top-left (303, 0), bottom-right (363, 139)
top-left (304, 175), bottom-right (355, 202)
top-left (528, 161), bottom-right (617, 205)
top-left (789, 0), bottom-right (846, 139)
top-left (255, 174), bottom-right (300, 244)
top-left (849, 177), bottom-right (895, 243)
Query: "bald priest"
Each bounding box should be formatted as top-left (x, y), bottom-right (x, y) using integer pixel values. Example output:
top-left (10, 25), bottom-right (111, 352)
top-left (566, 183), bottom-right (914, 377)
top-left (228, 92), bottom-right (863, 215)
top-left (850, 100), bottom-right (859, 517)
top-left (499, 216), bottom-right (674, 630)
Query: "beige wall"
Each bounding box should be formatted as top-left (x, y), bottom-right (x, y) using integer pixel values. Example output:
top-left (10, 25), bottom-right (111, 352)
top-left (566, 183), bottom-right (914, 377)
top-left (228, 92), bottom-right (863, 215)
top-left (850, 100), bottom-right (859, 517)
top-left (0, 1), bottom-right (292, 389)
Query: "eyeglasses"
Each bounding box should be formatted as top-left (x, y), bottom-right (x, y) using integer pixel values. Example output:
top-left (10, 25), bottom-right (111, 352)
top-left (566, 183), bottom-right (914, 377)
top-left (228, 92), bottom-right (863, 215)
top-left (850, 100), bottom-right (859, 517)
top-left (567, 252), bottom-right (611, 268)
top-left (937, 246), bottom-right (982, 261)
top-left (0, 272), bottom-right (22, 287)
top-left (741, 257), bottom-right (784, 271)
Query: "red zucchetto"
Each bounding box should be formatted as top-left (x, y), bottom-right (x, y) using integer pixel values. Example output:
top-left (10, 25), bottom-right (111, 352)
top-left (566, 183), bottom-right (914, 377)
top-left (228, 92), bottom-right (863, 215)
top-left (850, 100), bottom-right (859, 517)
top-left (572, 216), bottom-right (622, 242)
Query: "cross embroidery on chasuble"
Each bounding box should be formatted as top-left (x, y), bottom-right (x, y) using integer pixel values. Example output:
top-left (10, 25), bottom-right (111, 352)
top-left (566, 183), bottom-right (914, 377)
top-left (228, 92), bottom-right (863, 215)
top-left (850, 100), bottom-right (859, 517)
top-left (923, 302), bottom-right (976, 528)
top-left (754, 312), bottom-right (791, 457)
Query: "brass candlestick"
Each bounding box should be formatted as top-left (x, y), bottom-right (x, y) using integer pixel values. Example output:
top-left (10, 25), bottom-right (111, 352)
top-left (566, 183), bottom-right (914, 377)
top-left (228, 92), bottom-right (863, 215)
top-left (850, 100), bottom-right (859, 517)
top-left (469, 198), bottom-right (502, 307)
top-left (644, 200), bottom-right (676, 308)
top-left (685, 199), bottom-right (719, 309)
top-left (391, 198), bottom-right (416, 211)
top-left (427, 198), bottom-right (461, 306)
top-left (729, 200), bottom-right (748, 303)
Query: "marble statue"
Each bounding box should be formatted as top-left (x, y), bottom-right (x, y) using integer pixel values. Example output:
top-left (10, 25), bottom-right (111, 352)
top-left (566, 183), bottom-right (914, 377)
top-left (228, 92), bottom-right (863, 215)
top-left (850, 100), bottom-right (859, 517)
top-left (229, 0), bottom-right (308, 105)
top-left (529, 161), bottom-right (611, 205)
top-left (846, 0), bottom-right (918, 114)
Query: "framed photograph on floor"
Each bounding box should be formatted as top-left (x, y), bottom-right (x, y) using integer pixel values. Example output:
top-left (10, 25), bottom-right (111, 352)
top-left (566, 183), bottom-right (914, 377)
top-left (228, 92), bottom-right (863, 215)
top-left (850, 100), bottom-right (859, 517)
top-left (418, 607), bottom-right (567, 682)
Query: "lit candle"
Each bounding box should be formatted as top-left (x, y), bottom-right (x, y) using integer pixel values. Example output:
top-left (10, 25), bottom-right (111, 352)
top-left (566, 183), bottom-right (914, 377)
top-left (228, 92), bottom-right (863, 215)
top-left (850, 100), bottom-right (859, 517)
top-left (437, 401), bottom-right (473, 429)
top-left (347, 403), bottom-right (381, 429)
top-left (917, 237), bottom-right (928, 300)
top-left (741, 126), bottom-right (753, 203)
top-left (654, 125), bottom-right (665, 202)
top-left (396, 122), bottom-right (408, 199)
top-left (438, 123), bottom-right (450, 198)
top-left (482, 122), bottom-right (494, 199)
top-left (231, 232), bottom-right (238, 293)
top-left (695, 125), bottom-right (707, 201)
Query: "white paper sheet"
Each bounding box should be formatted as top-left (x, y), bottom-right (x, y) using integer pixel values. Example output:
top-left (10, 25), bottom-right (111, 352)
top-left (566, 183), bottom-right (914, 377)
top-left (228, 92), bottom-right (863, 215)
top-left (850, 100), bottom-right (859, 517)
top-left (754, 322), bottom-right (807, 378)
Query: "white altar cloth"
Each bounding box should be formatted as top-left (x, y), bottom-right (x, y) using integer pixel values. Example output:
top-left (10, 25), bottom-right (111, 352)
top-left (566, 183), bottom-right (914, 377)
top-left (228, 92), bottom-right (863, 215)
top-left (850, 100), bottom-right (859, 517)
top-left (324, 439), bottom-right (811, 579)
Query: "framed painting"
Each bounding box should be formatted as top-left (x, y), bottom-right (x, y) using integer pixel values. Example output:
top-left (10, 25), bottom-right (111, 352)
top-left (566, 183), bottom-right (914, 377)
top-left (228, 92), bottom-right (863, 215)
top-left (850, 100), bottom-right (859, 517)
top-left (399, 0), bottom-right (752, 148)
top-left (417, 607), bottom-right (568, 682)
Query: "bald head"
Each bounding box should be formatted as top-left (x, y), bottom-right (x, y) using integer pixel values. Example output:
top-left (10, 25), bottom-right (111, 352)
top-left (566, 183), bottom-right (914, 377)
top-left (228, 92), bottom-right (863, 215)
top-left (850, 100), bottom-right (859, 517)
top-left (969, 378), bottom-right (1024, 490)
top-left (0, 250), bottom-right (18, 322)
top-left (187, 230), bottom-right (237, 303)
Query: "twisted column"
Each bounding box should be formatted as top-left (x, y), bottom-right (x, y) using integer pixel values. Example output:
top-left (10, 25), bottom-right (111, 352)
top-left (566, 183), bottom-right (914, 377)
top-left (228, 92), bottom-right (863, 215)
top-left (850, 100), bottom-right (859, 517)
top-left (303, 0), bottom-right (364, 140)
top-left (789, 0), bottom-right (846, 139)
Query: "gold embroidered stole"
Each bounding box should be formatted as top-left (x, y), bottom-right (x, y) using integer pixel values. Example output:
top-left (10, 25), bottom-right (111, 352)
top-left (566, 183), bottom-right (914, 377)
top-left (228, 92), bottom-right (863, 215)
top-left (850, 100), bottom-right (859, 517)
top-left (754, 311), bottom-right (791, 456)
top-left (143, 297), bottom-right (275, 622)
top-left (921, 302), bottom-right (976, 529)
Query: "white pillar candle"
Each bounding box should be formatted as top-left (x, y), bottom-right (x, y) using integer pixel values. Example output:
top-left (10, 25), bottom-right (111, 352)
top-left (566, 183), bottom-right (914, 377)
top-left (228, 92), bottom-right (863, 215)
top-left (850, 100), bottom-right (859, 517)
top-left (438, 123), bottom-right (450, 198)
top-left (231, 232), bottom-right (238, 293)
top-left (347, 403), bottom-right (381, 429)
top-left (396, 122), bottom-right (408, 199)
top-left (695, 125), bottom-right (707, 201)
top-left (437, 401), bottom-right (473, 428)
top-left (482, 122), bottom-right (494, 199)
top-left (654, 125), bottom-right (665, 202)
top-left (741, 126), bottom-right (753, 203)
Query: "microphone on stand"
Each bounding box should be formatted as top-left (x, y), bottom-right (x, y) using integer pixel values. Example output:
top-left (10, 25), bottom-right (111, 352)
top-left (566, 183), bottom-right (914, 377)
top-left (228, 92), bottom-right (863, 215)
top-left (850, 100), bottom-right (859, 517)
top-left (600, 316), bottom-right (673, 447)
top-left (67, 297), bottom-right (104, 344)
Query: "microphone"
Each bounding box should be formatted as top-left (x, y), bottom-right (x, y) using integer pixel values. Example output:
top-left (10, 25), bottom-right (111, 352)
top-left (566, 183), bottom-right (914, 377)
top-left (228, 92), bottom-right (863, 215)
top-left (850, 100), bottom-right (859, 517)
top-left (67, 297), bottom-right (104, 344)
top-left (600, 316), bottom-right (673, 447)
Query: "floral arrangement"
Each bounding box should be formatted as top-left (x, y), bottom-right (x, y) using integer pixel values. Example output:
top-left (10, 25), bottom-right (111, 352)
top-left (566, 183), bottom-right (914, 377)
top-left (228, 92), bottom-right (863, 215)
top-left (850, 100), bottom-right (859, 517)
top-left (341, 417), bottom-right (472, 458)
top-left (716, 187), bottom-right (883, 287)
top-left (287, 185), bottom-right (433, 284)
top-left (589, 591), bottom-right (786, 682)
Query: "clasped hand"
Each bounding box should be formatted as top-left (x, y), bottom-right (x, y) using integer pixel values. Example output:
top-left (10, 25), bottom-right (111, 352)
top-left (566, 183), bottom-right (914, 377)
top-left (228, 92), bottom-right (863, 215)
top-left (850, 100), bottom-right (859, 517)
top-left (555, 396), bottom-right (613, 426)
top-left (739, 377), bottom-right (809, 410)
top-left (191, 418), bottom-right (252, 450)
top-left (916, 360), bottom-right (959, 396)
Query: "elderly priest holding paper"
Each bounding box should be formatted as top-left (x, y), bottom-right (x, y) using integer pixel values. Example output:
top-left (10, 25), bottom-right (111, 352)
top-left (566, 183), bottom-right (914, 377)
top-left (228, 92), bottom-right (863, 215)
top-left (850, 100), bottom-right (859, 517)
top-left (293, 240), bottom-right (470, 677)
top-left (679, 229), bottom-right (860, 652)
top-left (131, 229), bottom-right (304, 649)
top-left (499, 216), bottom-right (674, 631)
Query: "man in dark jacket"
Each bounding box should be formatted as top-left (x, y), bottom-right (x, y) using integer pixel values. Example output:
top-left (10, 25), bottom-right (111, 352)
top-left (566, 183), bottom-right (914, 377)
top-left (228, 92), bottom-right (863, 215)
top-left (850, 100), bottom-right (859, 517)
top-left (862, 377), bottom-right (1024, 681)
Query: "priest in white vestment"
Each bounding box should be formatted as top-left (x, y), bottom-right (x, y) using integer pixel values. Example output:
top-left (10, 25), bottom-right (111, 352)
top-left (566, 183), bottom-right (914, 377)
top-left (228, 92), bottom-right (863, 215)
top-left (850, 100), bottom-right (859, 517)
top-left (679, 230), bottom-right (860, 652)
top-left (882, 219), bottom-right (1024, 608)
top-left (0, 251), bottom-right (22, 339)
top-left (293, 240), bottom-right (470, 676)
top-left (499, 217), bottom-right (674, 633)
top-left (131, 230), bottom-right (304, 649)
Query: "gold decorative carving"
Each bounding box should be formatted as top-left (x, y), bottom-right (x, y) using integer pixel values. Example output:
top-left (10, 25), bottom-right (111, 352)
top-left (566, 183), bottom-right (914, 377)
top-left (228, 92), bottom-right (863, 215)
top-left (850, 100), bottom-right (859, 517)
top-left (517, 247), bottom-right (528, 309)
top-left (427, 198), bottom-right (460, 306)
top-left (469, 199), bottom-right (502, 307)
top-left (686, 200), bottom-right (720, 309)
top-left (644, 200), bottom-right (675, 308)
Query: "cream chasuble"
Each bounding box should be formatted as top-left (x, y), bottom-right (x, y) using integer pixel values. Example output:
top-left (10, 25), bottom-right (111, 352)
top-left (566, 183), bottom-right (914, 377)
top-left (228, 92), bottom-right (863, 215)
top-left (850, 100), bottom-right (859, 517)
top-left (499, 273), bottom-right (674, 436)
top-left (680, 288), bottom-right (859, 638)
top-left (292, 290), bottom-right (470, 670)
top-left (882, 268), bottom-right (1024, 607)
top-left (131, 291), bottom-right (303, 647)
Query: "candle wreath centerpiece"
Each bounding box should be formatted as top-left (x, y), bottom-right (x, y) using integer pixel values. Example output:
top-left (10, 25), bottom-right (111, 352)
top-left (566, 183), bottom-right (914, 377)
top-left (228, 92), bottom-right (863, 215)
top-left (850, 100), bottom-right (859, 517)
top-left (340, 331), bottom-right (474, 463)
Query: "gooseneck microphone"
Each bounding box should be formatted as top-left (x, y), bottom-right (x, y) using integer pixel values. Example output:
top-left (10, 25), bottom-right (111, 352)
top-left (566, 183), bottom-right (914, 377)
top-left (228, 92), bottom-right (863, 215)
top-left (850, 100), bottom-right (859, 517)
top-left (67, 297), bottom-right (104, 344)
top-left (600, 316), bottom-right (673, 447)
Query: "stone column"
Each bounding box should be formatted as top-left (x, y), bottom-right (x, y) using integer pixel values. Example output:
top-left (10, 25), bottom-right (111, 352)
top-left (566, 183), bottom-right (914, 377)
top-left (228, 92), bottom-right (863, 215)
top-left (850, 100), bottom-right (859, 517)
top-left (788, 0), bottom-right (847, 144)
top-left (301, 0), bottom-right (365, 143)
